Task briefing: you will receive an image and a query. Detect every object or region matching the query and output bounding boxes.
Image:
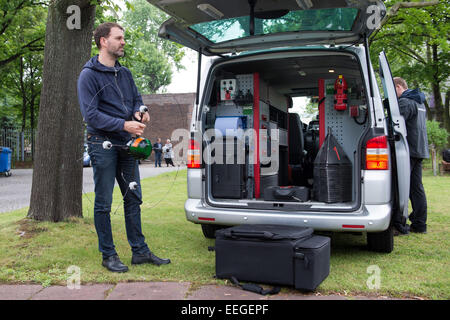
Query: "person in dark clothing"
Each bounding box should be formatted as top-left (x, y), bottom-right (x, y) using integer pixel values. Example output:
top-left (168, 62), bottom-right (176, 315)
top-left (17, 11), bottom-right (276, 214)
top-left (77, 22), bottom-right (170, 272)
top-left (153, 138), bottom-right (163, 167)
top-left (394, 77), bottom-right (429, 234)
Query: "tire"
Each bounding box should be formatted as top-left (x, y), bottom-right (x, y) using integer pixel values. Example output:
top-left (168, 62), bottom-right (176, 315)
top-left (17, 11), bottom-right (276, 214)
top-left (367, 225), bottom-right (394, 253)
top-left (201, 224), bottom-right (226, 239)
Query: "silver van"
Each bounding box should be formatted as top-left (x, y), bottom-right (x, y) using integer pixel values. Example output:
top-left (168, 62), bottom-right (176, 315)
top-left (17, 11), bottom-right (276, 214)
top-left (149, 0), bottom-right (410, 253)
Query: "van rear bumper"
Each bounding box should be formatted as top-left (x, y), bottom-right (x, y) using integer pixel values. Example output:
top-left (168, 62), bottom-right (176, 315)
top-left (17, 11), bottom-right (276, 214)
top-left (184, 199), bottom-right (391, 232)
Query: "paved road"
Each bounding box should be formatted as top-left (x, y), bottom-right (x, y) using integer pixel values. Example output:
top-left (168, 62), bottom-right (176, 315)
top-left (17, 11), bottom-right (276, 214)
top-left (0, 163), bottom-right (180, 213)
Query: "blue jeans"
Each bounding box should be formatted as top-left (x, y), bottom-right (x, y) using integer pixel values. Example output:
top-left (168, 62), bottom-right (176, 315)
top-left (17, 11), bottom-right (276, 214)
top-left (88, 135), bottom-right (150, 259)
top-left (155, 152), bottom-right (162, 167)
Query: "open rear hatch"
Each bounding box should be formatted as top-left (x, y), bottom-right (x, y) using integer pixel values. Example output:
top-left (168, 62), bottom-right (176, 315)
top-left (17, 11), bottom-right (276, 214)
top-left (147, 0), bottom-right (386, 55)
top-left (197, 49), bottom-right (371, 212)
top-left (146, 1), bottom-right (395, 214)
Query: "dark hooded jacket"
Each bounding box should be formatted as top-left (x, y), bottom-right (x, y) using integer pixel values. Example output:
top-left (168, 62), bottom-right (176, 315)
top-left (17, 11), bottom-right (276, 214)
top-left (398, 88), bottom-right (429, 159)
top-left (77, 55), bottom-right (143, 141)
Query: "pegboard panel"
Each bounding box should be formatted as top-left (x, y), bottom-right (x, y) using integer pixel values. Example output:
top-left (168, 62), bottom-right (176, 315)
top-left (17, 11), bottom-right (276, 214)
top-left (236, 74), bottom-right (254, 96)
top-left (323, 79), bottom-right (368, 167)
top-left (236, 74), bottom-right (286, 112)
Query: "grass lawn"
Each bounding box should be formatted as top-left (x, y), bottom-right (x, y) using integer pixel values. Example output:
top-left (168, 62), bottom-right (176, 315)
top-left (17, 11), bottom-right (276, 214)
top-left (0, 168), bottom-right (448, 299)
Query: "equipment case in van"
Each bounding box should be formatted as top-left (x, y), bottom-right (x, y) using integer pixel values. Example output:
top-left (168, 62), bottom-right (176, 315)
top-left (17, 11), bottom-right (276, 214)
top-left (263, 185), bottom-right (310, 202)
top-left (215, 224), bottom-right (330, 292)
top-left (210, 140), bottom-right (247, 199)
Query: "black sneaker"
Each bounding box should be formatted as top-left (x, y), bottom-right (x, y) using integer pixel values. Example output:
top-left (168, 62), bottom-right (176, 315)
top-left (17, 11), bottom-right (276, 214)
top-left (393, 224), bottom-right (409, 236)
top-left (409, 225), bottom-right (427, 234)
top-left (102, 255), bottom-right (129, 273)
top-left (393, 227), bottom-right (409, 236)
top-left (131, 252), bottom-right (171, 266)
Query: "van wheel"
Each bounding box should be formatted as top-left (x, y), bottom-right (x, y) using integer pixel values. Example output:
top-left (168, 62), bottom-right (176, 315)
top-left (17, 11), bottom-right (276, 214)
top-left (367, 225), bottom-right (394, 253)
top-left (201, 224), bottom-right (226, 239)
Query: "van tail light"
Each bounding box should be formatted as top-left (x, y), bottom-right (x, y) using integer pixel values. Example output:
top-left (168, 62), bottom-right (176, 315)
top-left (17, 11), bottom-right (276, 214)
top-left (187, 138), bottom-right (201, 169)
top-left (365, 135), bottom-right (389, 170)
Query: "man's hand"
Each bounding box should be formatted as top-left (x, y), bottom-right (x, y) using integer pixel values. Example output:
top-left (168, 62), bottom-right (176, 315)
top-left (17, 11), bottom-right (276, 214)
top-left (124, 120), bottom-right (146, 136)
top-left (134, 111), bottom-right (150, 123)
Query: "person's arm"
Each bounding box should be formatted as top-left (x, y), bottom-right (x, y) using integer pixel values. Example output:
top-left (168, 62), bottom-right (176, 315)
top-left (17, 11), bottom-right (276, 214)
top-left (78, 70), bottom-right (145, 135)
top-left (127, 69), bottom-right (150, 123)
top-left (398, 97), bottom-right (415, 121)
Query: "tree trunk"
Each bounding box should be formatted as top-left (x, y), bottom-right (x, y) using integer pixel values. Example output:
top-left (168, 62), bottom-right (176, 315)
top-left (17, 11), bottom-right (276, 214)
top-left (28, 0), bottom-right (96, 222)
top-left (432, 81), bottom-right (444, 124)
top-left (432, 146), bottom-right (437, 176)
top-left (30, 94), bottom-right (35, 160)
top-left (431, 44), bottom-right (444, 125)
top-left (445, 90), bottom-right (450, 145)
top-left (423, 99), bottom-right (433, 121)
top-left (19, 56), bottom-right (27, 131)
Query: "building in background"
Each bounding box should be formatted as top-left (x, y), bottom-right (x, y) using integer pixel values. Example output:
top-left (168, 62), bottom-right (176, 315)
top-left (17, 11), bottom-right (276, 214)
top-left (142, 93), bottom-right (195, 163)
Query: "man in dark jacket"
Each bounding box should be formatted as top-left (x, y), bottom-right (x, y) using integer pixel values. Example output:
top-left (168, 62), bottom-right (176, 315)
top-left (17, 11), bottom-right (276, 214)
top-left (153, 138), bottom-right (163, 167)
top-left (394, 77), bottom-right (429, 234)
top-left (78, 22), bottom-right (170, 272)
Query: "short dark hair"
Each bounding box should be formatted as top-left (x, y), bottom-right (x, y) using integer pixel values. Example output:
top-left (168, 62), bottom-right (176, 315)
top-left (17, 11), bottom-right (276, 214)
top-left (393, 77), bottom-right (408, 89)
top-left (93, 22), bottom-right (124, 49)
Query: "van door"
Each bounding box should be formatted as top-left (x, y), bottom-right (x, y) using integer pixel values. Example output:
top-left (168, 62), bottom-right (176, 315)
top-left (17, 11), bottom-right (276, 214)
top-left (378, 51), bottom-right (410, 220)
top-left (149, 0), bottom-right (386, 55)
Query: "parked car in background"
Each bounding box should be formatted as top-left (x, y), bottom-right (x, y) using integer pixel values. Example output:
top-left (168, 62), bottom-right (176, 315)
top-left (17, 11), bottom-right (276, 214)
top-left (83, 144), bottom-right (91, 167)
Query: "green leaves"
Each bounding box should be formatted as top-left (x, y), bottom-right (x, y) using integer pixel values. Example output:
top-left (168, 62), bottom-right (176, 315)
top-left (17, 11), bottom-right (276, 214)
top-left (370, 0), bottom-right (449, 94)
top-left (0, 0), bottom-right (46, 128)
top-left (92, 0), bottom-right (185, 94)
top-left (427, 120), bottom-right (449, 150)
top-left (0, 1), bottom-right (46, 68)
top-left (119, 0), bottom-right (185, 94)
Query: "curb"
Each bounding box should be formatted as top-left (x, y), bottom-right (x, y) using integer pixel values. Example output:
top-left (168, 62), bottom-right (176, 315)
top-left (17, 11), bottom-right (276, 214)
top-left (0, 282), bottom-right (400, 300)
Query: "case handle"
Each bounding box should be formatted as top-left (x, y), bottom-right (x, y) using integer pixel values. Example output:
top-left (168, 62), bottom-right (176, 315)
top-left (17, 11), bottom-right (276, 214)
top-left (274, 188), bottom-right (295, 198)
top-left (230, 276), bottom-right (280, 296)
top-left (226, 230), bottom-right (275, 240)
top-left (294, 252), bottom-right (310, 268)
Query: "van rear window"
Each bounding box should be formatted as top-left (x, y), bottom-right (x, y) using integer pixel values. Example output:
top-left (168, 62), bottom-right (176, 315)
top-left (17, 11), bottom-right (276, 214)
top-left (189, 8), bottom-right (358, 44)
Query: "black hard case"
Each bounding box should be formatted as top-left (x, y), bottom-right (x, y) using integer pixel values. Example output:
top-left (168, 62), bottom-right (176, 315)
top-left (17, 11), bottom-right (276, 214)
top-left (211, 163), bottom-right (246, 198)
top-left (211, 141), bottom-right (246, 199)
top-left (215, 224), bottom-right (330, 291)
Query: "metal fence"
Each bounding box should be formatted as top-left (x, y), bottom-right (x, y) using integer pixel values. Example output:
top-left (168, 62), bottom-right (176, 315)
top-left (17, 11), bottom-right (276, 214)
top-left (0, 127), bottom-right (36, 162)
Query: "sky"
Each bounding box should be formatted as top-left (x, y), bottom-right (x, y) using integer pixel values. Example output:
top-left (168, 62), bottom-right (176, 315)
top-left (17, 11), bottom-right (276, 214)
top-left (110, 2), bottom-right (200, 94)
top-left (111, 0), bottom-right (312, 121)
top-left (165, 49), bottom-right (198, 94)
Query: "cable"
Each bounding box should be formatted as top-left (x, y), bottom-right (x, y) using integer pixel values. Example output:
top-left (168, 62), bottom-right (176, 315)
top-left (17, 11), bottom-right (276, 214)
top-left (141, 94), bottom-right (184, 209)
top-left (353, 106), bottom-right (368, 125)
top-left (80, 80), bottom-right (185, 216)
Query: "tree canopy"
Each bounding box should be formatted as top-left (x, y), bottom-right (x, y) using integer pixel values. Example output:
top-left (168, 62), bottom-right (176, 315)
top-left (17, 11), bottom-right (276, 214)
top-left (0, 0), bottom-right (186, 129)
top-left (370, 0), bottom-right (449, 132)
top-left (96, 0), bottom-right (185, 94)
top-left (0, 0), bottom-right (46, 69)
top-left (0, 0), bottom-right (46, 129)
